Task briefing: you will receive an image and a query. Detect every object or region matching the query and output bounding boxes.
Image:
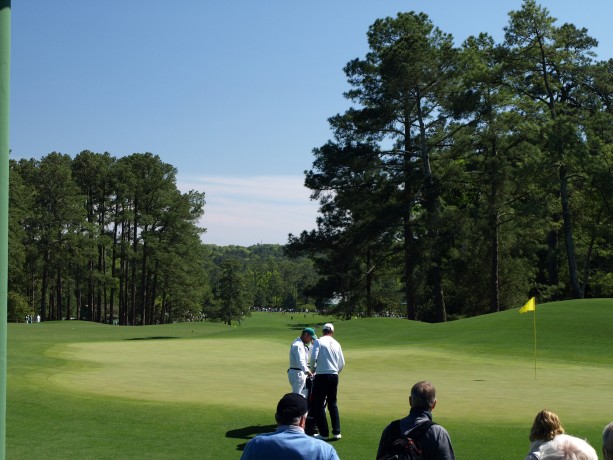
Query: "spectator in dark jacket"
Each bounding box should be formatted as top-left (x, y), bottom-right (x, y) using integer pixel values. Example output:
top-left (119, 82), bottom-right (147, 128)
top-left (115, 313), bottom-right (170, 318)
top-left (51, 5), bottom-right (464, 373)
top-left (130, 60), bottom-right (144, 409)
top-left (376, 380), bottom-right (455, 460)
top-left (603, 422), bottom-right (613, 460)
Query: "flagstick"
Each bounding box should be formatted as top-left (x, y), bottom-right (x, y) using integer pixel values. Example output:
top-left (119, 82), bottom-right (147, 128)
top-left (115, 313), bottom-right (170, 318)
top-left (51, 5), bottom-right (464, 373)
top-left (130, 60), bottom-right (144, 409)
top-left (532, 308), bottom-right (537, 380)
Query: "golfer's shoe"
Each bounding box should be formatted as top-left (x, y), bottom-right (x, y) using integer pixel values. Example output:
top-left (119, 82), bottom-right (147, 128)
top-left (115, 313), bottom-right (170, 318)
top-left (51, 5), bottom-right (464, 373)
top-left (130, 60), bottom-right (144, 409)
top-left (332, 434), bottom-right (342, 440)
top-left (313, 434), bottom-right (327, 440)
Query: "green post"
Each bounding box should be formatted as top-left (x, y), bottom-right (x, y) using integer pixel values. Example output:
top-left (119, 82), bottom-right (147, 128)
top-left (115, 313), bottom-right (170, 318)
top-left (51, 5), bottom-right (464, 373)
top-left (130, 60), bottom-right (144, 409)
top-left (0, 1), bottom-right (10, 459)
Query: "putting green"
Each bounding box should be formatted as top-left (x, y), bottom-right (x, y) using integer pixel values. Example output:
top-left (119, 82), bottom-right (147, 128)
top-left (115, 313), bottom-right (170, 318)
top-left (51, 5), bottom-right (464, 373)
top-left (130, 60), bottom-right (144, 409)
top-left (45, 337), bottom-right (613, 424)
top-left (46, 338), bottom-right (290, 406)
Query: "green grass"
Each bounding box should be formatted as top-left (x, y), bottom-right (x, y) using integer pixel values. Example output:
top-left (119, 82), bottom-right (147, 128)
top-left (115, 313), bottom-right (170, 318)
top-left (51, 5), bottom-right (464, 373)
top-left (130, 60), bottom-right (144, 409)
top-left (7, 299), bottom-right (613, 459)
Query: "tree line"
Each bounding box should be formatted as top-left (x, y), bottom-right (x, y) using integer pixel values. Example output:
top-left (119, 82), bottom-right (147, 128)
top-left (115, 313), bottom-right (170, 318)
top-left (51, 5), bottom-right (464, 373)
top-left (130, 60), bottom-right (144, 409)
top-left (287, 1), bottom-right (612, 321)
top-left (7, 151), bottom-right (319, 325)
top-left (8, 151), bottom-right (208, 324)
top-left (8, 1), bottom-right (611, 325)
top-left (202, 244), bottom-right (319, 325)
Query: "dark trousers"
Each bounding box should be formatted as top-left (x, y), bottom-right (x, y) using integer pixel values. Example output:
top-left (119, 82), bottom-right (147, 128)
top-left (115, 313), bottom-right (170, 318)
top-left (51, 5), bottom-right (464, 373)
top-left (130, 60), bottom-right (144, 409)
top-left (311, 373), bottom-right (340, 436)
top-left (305, 376), bottom-right (317, 435)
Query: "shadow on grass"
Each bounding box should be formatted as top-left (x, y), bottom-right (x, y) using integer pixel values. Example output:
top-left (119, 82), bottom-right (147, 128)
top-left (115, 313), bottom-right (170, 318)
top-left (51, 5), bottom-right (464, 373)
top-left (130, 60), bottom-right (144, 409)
top-left (226, 424), bottom-right (277, 451)
top-left (124, 336), bottom-right (178, 341)
top-left (288, 322), bottom-right (325, 332)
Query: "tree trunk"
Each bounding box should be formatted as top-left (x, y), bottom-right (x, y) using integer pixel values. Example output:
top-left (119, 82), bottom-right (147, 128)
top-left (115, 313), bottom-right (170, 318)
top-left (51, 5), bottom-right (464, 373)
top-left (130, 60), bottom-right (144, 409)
top-left (431, 264), bottom-right (447, 322)
top-left (100, 183), bottom-right (108, 323)
top-left (488, 137), bottom-right (501, 313)
top-left (109, 212), bottom-right (118, 325)
top-left (87, 255), bottom-right (94, 322)
top-left (489, 220), bottom-right (500, 313)
top-left (40, 250), bottom-right (49, 321)
top-left (140, 237), bottom-right (148, 325)
top-left (49, 291), bottom-right (55, 321)
top-left (159, 290), bottom-right (167, 324)
top-left (365, 248), bottom-right (372, 317)
top-left (403, 218), bottom-right (416, 320)
top-left (418, 101), bottom-right (447, 322)
top-left (149, 261), bottom-right (159, 325)
top-left (96, 243), bottom-right (104, 323)
top-left (581, 208), bottom-right (601, 297)
top-left (56, 268), bottom-right (62, 320)
top-left (403, 120), bottom-right (417, 320)
top-left (546, 229), bottom-right (559, 292)
top-left (66, 289), bottom-right (71, 321)
top-left (559, 165), bottom-right (583, 298)
top-left (131, 202), bottom-right (138, 325)
top-left (75, 285), bottom-right (82, 320)
top-left (119, 219), bottom-right (127, 325)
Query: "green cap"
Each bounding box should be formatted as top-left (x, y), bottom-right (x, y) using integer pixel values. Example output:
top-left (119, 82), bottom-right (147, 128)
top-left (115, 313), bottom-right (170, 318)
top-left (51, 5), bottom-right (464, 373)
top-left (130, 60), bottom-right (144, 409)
top-left (302, 327), bottom-right (317, 339)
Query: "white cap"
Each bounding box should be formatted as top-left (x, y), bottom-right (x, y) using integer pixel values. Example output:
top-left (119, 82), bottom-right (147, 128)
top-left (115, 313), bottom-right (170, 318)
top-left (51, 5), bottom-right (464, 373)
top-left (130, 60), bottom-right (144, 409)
top-left (323, 323), bottom-right (334, 332)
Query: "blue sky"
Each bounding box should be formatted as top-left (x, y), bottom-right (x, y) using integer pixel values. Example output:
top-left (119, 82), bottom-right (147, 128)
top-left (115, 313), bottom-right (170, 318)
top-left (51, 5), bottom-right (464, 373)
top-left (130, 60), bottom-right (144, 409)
top-left (9, 1), bottom-right (612, 246)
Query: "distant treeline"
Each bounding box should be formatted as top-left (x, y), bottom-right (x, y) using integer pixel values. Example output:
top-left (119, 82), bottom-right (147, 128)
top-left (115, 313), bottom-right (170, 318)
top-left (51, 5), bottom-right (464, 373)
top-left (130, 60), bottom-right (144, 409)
top-left (9, 151), bottom-right (207, 325)
top-left (201, 244), bottom-right (319, 325)
top-left (287, 1), bottom-right (613, 321)
top-left (7, 152), bottom-right (318, 325)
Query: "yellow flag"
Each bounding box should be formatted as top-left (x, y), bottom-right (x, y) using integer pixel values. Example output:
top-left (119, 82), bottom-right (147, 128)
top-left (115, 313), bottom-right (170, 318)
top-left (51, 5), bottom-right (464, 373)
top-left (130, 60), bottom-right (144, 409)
top-left (519, 297), bottom-right (536, 313)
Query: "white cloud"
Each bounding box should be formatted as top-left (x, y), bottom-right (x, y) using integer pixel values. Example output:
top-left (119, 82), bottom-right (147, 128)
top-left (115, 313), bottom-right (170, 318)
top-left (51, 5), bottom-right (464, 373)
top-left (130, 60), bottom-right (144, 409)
top-left (177, 175), bottom-right (319, 246)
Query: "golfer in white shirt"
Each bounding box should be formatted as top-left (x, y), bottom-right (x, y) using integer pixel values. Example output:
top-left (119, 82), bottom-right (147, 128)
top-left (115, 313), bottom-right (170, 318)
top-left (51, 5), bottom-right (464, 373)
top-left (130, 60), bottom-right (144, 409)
top-left (309, 323), bottom-right (345, 440)
top-left (288, 327), bottom-right (316, 397)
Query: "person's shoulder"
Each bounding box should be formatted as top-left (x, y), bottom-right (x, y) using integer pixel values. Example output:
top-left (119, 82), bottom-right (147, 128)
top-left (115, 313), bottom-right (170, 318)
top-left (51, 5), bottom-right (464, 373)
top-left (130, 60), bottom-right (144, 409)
top-left (428, 422), bottom-right (453, 444)
top-left (248, 431), bottom-right (278, 442)
top-left (316, 438), bottom-right (340, 457)
top-left (380, 419), bottom-right (400, 437)
top-left (304, 434), bottom-right (339, 452)
top-left (430, 422), bottom-right (450, 434)
top-left (246, 429), bottom-right (298, 449)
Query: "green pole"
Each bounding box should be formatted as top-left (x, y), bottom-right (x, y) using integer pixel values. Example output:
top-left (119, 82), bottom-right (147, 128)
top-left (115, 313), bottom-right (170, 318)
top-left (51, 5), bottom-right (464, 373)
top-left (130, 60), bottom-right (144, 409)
top-left (0, 1), bottom-right (10, 459)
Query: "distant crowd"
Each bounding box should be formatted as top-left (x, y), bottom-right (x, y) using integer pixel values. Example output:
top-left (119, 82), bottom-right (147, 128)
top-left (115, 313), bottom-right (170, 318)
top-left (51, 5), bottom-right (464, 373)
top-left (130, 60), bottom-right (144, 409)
top-left (250, 307), bottom-right (312, 313)
top-left (248, 306), bottom-right (406, 318)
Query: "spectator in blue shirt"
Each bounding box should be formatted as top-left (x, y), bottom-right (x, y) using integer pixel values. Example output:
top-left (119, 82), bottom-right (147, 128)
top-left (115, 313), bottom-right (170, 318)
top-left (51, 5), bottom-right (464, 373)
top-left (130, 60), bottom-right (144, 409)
top-left (240, 393), bottom-right (340, 460)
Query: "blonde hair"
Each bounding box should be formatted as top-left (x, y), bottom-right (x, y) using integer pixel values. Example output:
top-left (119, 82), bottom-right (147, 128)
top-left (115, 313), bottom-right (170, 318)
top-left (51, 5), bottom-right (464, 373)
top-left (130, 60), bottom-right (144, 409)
top-left (529, 410), bottom-right (565, 442)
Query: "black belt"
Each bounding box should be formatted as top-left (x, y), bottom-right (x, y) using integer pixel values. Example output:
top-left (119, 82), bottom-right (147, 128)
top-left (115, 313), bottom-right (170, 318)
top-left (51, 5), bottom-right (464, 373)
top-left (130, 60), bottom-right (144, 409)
top-left (288, 368), bottom-right (302, 372)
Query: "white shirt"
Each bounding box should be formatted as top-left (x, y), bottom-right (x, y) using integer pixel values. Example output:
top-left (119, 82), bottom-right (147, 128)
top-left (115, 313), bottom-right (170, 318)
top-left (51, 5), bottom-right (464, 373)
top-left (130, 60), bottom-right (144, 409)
top-left (289, 337), bottom-right (310, 372)
top-left (310, 334), bottom-right (345, 374)
top-left (525, 440), bottom-right (546, 460)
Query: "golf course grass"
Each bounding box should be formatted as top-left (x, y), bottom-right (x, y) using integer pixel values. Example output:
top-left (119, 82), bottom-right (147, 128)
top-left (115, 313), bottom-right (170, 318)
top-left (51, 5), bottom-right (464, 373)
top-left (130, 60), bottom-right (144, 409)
top-left (7, 298), bottom-right (613, 459)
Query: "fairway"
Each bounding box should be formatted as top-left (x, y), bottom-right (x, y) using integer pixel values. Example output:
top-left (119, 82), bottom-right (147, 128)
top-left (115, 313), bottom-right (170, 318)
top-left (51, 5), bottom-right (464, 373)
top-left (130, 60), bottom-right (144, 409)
top-left (8, 299), bottom-right (613, 459)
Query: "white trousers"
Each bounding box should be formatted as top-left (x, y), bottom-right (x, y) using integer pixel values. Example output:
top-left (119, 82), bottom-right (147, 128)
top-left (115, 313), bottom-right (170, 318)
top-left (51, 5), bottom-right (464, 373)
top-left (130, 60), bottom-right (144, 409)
top-left (288, 369), bottom-right (308, 397)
